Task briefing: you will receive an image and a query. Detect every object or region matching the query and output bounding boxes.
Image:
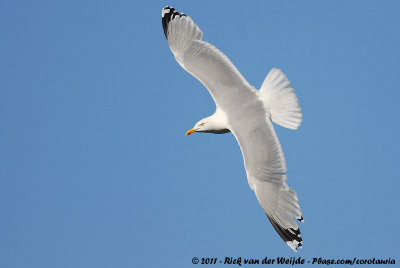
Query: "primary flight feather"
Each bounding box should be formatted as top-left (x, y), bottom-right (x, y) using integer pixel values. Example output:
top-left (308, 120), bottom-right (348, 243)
top-left (162, 6), bottom-right (304, 251)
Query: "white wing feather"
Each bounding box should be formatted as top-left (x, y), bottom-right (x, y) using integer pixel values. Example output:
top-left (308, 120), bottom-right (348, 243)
top-left (162, 7), bottom-right (256, 109)
top-left (229, 109), bottom-right (303, 251)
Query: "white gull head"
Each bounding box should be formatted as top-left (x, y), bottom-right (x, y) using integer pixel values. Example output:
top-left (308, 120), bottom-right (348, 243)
top-left (186, 109), bottom-right (230, 135)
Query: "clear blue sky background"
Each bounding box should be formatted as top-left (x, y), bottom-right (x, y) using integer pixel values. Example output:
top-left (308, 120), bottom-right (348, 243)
top-left (1, 1), bottom-right (399, 267)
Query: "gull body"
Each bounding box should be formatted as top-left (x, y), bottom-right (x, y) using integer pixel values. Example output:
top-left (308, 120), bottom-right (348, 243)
top-left (162, 6), bottom-right (304, 251)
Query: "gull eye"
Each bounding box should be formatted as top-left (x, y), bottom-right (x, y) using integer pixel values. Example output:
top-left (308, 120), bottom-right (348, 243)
top-left (199, 122), bottom-right (205, 126)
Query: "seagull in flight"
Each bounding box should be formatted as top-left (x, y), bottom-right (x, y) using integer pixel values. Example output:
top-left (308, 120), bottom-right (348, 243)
top-left (162, 6), bottom-right (304, 251)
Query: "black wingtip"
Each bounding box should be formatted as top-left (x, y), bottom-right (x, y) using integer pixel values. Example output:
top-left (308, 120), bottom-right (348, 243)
top-left (162, 6), bottom-right (187, 39)
top-left (266, 213), bottom-right (303, 250)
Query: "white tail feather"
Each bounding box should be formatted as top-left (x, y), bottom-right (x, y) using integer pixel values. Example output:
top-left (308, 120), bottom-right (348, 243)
top-left (259, 68), bottom-right (302, 130)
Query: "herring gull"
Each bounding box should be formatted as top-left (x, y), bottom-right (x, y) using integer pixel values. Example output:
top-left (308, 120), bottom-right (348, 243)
top-left (162, 6), bottom-right (304, 251)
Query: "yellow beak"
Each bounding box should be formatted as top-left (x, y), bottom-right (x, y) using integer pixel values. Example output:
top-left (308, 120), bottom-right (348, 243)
top-left (186, 128), bottom-right (198, 136)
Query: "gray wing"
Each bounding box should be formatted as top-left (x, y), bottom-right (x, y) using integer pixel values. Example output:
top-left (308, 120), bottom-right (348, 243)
top-left (230, 110), bottom-right (304, 251)
top-left (162, 7), bottom-right (257, 110)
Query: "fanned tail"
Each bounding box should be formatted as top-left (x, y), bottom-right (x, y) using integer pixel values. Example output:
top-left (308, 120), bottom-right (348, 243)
top-left (259, 68), bottom-right (302, 130)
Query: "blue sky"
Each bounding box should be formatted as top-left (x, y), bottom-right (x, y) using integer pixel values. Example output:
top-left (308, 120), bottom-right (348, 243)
top-left (1, 1), bottom-right (400, 267)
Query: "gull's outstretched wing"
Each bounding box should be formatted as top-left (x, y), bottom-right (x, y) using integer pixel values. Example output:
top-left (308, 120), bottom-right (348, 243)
top-left (229, 110), bottom-right (304, 252)
top-left (162, 6), bottom-right (257, 109)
